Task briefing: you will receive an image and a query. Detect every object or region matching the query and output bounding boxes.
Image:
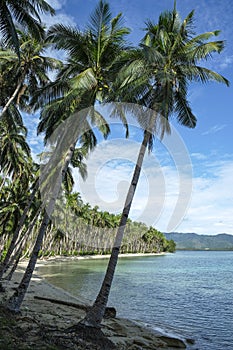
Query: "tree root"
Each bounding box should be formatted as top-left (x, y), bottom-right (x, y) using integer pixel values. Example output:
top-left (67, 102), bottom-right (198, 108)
top-left (65, 323), bottom-right (117, 350)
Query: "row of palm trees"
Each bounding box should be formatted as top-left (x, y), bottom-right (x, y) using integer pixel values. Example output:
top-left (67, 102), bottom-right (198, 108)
top-left (39, 196), bottom-right (176, 257)
top-left (1, 188), bottom-right (174, 259)
top-left (0, 0), bottom-right (229, 334)
top-left (0, 190), bottom-right (175, 258)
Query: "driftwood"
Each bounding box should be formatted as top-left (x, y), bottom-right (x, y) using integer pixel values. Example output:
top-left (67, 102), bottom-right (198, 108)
top-left (34, 295), bottom-right (116, 318)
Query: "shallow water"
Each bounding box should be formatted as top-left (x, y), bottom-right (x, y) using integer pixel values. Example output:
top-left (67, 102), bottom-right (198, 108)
top-left (38, 251), bottom-right (233, 349)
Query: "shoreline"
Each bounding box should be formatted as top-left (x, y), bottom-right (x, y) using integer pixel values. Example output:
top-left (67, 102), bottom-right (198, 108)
top-left (26, 252), bottom-right (167, 267)
top-left (2, 269), bottom-right (189, 349)
top-left (0, 254), bottom-right (193, 349)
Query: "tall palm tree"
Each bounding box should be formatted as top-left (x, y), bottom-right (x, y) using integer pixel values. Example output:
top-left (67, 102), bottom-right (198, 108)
top-left (5, 1), bottom-right (131, 312)
top-left (0, 28), bottom-right (60, 288)
top-left (81, 6), bottom-right (229, 328)
top-left (32, 0), bottom-right (130, 139)
top-left (0, 0), bottom-right (55, 58)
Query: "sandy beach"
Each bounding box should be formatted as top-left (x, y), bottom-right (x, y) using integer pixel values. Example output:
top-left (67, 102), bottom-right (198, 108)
top-left (33, 252), bottom-right (167, 265)
top-left (0, 256), bottom-right (193, 349)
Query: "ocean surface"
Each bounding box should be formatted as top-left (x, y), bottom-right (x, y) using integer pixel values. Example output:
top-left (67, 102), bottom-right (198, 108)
top-left (38, 251), bottom-right (233, 349)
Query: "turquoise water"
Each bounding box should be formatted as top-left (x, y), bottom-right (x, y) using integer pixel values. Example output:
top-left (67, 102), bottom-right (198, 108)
top-left (38, 251), bottom-right (233, 349)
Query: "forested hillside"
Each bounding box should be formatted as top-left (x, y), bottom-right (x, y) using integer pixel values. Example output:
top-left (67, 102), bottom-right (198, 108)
top-left (164, 232), bottom-right (233, 250)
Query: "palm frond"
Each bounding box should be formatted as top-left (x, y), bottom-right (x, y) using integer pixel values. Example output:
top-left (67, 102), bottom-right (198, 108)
top-left (89, 0), bottom-right (111, 38)
top-left (180, 10), bottom-right (195, 39)
top-left (0, 3), bottom-right (20, 57)
top-left (188, 41), bottom-right (225, 61)
top-left (70, 149), bottom-right (88, 181)
top-left (63, 166), bottom-right (74, 193)
top-left (186, 65), bottom-right (229, 86)
top-left (89, 108), bottom-right (110, 139)
top-left (29, 0), bottom-right (55, 16)
top-left (174, 91), bottom-right (196, 128)
top-left (70, 68), bottom-right (97, 91)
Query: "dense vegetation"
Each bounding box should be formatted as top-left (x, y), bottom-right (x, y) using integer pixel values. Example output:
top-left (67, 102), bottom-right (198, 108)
top-left (0, 189), bottom-right (175, 260)
top-left (0, 0), bottom-right (229, 335)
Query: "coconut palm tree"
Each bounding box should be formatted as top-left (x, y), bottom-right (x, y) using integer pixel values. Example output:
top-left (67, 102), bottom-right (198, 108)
top-left (0, 129), bottom-right (37, 277)
top-left (0, 0), bottom-right (55, 58)
top-left (0, 29), bottom-right (61, 287)
top-left (4, 0), bottom-right (131, 313)
top-left (81, 5), bottom-right (229, 328)
top-left (0, 28), bottom-right (62, 118)
top-left (0, 176), bottom-right (39, 281)
top-left (32, 0), bottom-right (130, 139)
top-left (0, 119), bottom-right (31, 180)
top-left (6, 0), bottom-right (129, 311)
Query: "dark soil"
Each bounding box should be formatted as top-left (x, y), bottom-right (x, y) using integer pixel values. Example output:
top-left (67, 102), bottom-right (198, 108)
top-left (0, 306), bottom-right (116, 350)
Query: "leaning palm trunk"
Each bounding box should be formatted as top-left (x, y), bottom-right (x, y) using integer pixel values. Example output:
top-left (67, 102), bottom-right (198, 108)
top-left (5, 242), bottom-right (23, 281)
top-left (0, 71), bottom-right (26, 118)
top-left (4, 206), bottom-right (42, 281)
top-left (81, 130), bottom-right (150, 327)
top-left (0, 180), bottom-right (39, 280)
top-left (5, 143), bottom-right (75, 312)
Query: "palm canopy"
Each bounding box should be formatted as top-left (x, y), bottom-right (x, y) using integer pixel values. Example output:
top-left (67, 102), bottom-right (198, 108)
top-left (0, 119), bottom-right (31, 180)
top-left (0, 28), bottom-right (62, 118)
top-left (34, 0), bottom-right (130, 141)
top-left (112, 6), bottom-right (229, 139)
top-left (0, 0), bottom-right (55, 58)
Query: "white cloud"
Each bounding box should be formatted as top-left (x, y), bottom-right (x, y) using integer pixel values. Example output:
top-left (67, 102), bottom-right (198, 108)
top-left (219, 55), bottom-right (233, 70)
top-left (73, 136), bottom-right (192, 230)
top-left (202, 124), bottom-right (227, 136)
top-left (191, 153), bottom-right (207, 161)
top-left (41, 12), bottom-right (76, 28)
top-left (40, 0), bottom-right (76, 28)
top-left (47, 0), bottom-right (67, 11)
top-left (175, 161), bottom-right (233, 234)
top-left (71, 137), bottom-right (233, 235)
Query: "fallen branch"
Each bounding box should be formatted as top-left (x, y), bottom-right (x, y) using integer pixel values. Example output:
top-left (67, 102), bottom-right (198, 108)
top-left (34, 295), bottom-right (116, 318)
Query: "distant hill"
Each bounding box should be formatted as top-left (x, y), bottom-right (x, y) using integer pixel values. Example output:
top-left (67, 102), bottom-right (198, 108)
top-left (164, 232), bottom-right (233, 251)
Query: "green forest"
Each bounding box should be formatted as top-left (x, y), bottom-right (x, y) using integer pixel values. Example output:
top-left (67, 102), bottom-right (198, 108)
top-left (0, 0), bottom-right (229, 341)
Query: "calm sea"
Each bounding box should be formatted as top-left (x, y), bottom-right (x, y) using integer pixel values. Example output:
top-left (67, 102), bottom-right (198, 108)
top-left (38, 251), bottom-right (233, 349)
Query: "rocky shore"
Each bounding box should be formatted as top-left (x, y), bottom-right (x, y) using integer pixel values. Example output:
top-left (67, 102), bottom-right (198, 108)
top-left (0, 261), bottom-right (195, 349)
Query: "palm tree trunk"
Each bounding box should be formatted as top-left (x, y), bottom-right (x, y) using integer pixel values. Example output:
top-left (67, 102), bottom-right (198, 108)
top-left (5, 206), bottom-right (41, 279)
top-left (0, 74), bottom-right (25, 117)
top-left (5, 211), bottom-right (52, 312)
top-left (5, 242), bottom-right (23, 281)
top-left (0, 180), bottom-right (39, 280)
top-left (81, 130), bottom-right (150, 328)
top-left (5, 143), bottom-right (76, 312)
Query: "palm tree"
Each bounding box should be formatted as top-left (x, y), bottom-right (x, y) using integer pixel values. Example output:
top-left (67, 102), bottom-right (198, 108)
top-left (81, 5), bottom-right (229, 328)
top-left (0, 119), bottom-right (31, 180)
top-left (6, 0), bottom-right (129, 311)
top-left (4, 0), bottom-right (131, 313)
top-left (0, 176), bottom-right (33, 277)
top-left (0, 177), bottom-right (39, 281)
top-left (32, 0), bottom-right (130, 139)
top-left (0, 28), bottom-right (62, 118)
top-left (0, 0), bottom-right (55, 58)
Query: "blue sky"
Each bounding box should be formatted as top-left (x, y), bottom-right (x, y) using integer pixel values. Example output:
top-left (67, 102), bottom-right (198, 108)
top-left (26, 0), bottom-right (233, 235)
